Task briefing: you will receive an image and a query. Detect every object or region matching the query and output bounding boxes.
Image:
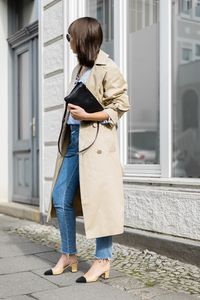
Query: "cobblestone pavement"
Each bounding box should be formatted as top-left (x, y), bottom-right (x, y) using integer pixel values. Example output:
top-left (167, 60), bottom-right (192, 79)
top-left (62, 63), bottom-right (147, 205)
top-left (2, 214), bottom-right (200, 299)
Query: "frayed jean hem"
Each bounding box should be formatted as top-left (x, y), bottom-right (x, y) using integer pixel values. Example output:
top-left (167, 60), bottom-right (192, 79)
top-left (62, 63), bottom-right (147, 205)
top-left (95, 256), bottom-right (112, 260)
top-left (58, 247), bottom-right (78, 255)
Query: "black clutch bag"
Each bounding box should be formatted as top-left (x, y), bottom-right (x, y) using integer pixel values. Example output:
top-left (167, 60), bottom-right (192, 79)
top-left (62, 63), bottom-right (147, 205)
top-left (64, 81), bottom-right (103, 113)
top-left (58, 82), bottom-right (104, 157)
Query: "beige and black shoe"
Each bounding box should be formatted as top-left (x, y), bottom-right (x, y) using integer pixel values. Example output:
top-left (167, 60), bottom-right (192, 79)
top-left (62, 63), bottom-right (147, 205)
top-left (76, 259), bottom-right (110, 283)
top-left (76, 270), bottom-right (110, 283)
top-left (44, 262), bottom-right (78, 275)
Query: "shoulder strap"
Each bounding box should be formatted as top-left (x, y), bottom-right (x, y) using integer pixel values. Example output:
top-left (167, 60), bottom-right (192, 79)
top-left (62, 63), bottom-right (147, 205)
top-left (57, 107), bottom-right (99, 157)
top-left (57, 104), bottom-right (68, 157)
top-left (78, 122), bottom-right (99, 154)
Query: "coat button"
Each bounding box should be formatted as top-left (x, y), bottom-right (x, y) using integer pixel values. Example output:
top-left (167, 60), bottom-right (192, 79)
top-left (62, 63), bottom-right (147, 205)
top-left (97, 149), bottom-right (102, 154)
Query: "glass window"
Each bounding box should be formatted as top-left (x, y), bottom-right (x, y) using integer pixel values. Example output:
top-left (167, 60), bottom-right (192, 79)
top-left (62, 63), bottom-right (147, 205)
top-left (195, 0), bottom-right (200, 17)
top-left (172, 1), bottom-right (200, 178)
top-left (180, 0), bottom-right (192, 15)
top-left (196, 44), bottom-right (200, 56)
top-left (8, 0), bottom-right (38, 35)
top-left (18, 50), bottom-right (30, 141)
top-left (85, 0), bottom-right (114, 59)
top-left (127, 0), bottom-right (160, 165)
top-left (182, 48), bottom-right (192, 61)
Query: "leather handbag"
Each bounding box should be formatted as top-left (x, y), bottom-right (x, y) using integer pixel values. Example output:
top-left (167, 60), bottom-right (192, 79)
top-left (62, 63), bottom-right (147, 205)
top-left (64, 81), bottom-right (103, 113)
top-left (57, 82), bottom-right (103, 157)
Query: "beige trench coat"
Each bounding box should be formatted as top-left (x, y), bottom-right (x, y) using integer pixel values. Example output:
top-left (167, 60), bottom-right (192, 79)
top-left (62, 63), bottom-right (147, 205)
top-left (46, 50), bottom-right (130, 239)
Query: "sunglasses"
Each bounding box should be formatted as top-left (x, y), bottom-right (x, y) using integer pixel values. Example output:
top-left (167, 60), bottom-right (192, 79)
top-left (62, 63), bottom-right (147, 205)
top-left (66, 33), bottom-right (71, 42)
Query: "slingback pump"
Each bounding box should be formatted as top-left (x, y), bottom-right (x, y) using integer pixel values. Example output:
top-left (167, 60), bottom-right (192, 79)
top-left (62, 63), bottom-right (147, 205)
top-left (44, 262), bottom-right (78, 275)
top-left (76, 269), bottom-right (110, 283)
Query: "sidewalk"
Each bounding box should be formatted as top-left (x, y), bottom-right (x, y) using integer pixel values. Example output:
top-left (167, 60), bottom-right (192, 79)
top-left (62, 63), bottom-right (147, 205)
top-left (0, 213), bottom-right (199, 300)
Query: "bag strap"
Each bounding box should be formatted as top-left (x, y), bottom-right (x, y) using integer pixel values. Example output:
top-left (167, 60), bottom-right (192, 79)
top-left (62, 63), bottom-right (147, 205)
top-left (57, 104), bottom-right (68, 157)
top-left (57, 105), bottom-right (99, 157)
top-left (78, 122), bottom-right (99, 154)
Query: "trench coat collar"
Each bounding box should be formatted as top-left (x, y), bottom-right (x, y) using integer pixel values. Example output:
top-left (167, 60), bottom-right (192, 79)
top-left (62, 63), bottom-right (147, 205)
top-left (95, 49), bottom-right (109, 65)
top-left (71, 49), bottom-right (109, 84)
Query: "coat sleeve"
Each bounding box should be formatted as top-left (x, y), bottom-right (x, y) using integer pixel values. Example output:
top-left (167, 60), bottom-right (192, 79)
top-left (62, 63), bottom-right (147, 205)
top-left (102, 62), bottom-right (130, 128)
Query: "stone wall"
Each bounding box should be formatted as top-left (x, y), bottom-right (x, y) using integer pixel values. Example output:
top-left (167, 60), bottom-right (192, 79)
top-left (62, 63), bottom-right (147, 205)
top-left (124, 182), bottom-right (200, 241)
top-left (41, 0), bottom-right (64, 213)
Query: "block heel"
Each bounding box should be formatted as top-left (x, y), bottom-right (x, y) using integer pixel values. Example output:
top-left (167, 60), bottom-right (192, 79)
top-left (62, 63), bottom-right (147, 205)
top-left (101, 270), bottom-right (110, 279)
top-left (71, 262), bottom-right (78, 273)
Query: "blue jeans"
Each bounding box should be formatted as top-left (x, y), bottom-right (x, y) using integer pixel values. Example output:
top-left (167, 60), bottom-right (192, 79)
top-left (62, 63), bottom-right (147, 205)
top-left (52, 125), bottom-right (112, 259)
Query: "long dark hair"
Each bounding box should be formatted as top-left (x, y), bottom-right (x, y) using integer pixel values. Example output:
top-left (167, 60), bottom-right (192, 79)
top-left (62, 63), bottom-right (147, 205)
top-left (68, 17), bottom-right (103, 67)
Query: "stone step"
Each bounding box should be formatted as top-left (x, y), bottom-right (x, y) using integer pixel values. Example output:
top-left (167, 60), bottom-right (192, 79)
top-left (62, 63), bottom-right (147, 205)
top-left (0, 202), bottom-right (40, 223)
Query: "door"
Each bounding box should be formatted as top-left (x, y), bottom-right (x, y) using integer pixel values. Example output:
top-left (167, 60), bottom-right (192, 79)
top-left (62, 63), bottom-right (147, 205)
top-left (13, 37), bottom-right (39, 205)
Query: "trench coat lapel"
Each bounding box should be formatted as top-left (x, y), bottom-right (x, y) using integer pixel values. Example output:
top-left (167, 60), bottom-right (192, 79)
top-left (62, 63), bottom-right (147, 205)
top-left (67, 50), bottom-right (109, 99)
top-left (85, 50), bottom-right (109, 100)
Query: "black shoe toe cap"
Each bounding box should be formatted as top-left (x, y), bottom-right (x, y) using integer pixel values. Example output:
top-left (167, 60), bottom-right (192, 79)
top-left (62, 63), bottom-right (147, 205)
top-left (44, 269), bottom-right (53, 275)
top-left (76, 276), bottom-right (87, 283)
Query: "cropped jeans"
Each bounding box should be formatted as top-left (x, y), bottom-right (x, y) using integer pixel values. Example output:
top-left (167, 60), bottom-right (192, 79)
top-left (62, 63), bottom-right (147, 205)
top-left (52, 124), bottom-right (112, 259)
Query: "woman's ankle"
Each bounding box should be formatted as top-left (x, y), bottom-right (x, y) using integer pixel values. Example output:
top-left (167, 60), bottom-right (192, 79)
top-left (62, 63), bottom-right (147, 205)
top-left (60, 253), bottom-right (77, 262)
top-left (68, 254), bottom-right (78, 262)
top-left (94, 258), bottom-right (111, 266)
top-left (95, 258), bottom-right (111, 262)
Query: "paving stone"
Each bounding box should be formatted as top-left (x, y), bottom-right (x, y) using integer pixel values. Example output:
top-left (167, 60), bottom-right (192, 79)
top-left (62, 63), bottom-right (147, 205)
top-left (0, 242), bottom-right (53, 258)
top-left (3, 295), bottom-right (32, 300)
top-left (34, 251), bottom-right (61, 263)
top-left (128, 286), bottom-right (175, 299)
top-left (31, 283), bottom-right (139, 300)
top-left (0, 232), bottom-right (31, 244)
top-left (0, 255), bottom-right (52, 274)
top-left (104, 274), bottom-right (146, 291)
top-left (152, 292), bottom-right (200, 300)
top-left (0, 214), bottom-right (31, 228)
top-left (0, 231), bottom-right (10, 237)
top-left (0, 271), bottom-right (56, 298)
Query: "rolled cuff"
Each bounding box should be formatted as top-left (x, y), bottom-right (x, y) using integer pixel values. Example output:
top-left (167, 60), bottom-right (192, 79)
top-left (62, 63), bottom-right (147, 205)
top-left (103, 108), bottom-right (119, 127)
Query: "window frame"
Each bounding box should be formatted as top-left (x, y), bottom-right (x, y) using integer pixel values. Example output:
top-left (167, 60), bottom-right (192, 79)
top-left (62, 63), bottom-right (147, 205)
top-left (119, 0), bottom-right (172, 178)
top-left (179, 0), bottom-right (200, 20)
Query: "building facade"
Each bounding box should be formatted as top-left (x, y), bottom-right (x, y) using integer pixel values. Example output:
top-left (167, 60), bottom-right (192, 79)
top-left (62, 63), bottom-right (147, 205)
top-left (0, 0), bottom-right (200, 242)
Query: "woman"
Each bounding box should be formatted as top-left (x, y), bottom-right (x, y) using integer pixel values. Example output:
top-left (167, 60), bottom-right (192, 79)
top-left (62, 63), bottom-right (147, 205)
top-left (45, 17), bottom-right (130, 283)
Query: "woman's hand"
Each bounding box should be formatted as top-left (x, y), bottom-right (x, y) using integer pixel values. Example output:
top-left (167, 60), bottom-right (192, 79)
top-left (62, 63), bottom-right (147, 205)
top-left (68, 103), bottom-right (110, 122)
top-left (68, 103), bottom-right (89, 121)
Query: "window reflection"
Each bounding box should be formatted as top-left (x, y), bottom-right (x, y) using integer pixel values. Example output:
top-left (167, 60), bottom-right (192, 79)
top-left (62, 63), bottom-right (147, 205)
top-left (127, 0), bottom-right (160, 165)
top-left (172, 0), bottom-right (200, 178)
top-left (85, 0), bottom-right (114, 58)
top-left (180, 0), bottom-right (200, 18)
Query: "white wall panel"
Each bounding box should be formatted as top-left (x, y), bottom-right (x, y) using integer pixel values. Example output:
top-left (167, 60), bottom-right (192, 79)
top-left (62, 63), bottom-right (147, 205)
top-left (44, 180), bottom-right (53, 212)
top-left (43, 1), bottom-right (63, 43)
top-left (43, 109), bottom-right (64, 142)
top-left (43, 39), bottom-right (63, 74)
top-left (44, 73), bottom-right (64, 108)
top-left (43, 146), bottom-right (58, 178)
